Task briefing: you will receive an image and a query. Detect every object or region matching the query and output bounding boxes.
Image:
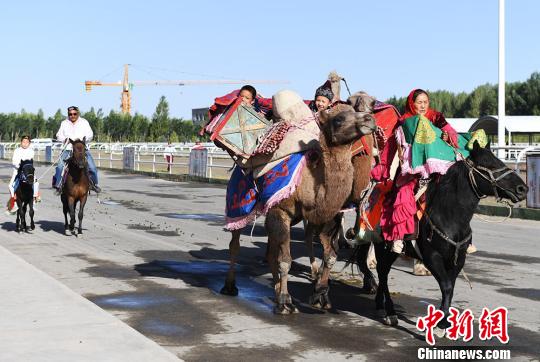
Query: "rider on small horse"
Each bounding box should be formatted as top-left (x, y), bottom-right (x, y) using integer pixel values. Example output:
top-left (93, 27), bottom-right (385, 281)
top-left (7, 135), bottom-right (38, 212)
top-left (53, 106), bottom-right (101, 194)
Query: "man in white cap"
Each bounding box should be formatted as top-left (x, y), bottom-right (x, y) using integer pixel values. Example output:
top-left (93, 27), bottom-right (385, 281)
top-left (53, 106), bottom-right (101, 193)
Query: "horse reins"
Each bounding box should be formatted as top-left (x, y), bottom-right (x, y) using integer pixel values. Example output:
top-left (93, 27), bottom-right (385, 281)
top-left (424, 210), bottom-right (472, 266)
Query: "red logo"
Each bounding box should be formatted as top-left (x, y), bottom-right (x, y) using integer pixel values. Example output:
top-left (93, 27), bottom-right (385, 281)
top-left (416, 304), bottom-right (445, 346)
top-left (479, 307), bottom-right (509, 344)
top-left (417, 305), bottom-right (509, 345)
top-left (446, 307), bottom-right (474, 342)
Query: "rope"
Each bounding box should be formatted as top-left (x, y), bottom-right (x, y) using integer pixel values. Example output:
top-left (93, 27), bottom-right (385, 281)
top-left (473, 199), bottom-right (513, 223)
top-left (341, 78), bottom-right (352, 97)
top-left (35, 143), bottom-right (69, 182)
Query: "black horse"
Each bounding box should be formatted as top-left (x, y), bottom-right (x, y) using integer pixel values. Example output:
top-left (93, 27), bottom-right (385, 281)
top-left (15, 160), bottom-right (36, 233)
top-left (372, 141), bottom-right (528, 332)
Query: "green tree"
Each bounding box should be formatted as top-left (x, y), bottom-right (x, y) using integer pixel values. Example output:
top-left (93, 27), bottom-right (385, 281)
top-left (150, 96), bottom-right (170, 142)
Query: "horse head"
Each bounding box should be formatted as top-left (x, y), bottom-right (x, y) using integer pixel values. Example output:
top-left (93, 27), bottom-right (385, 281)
top-left (69, 138), bottom-right (87, 170)
top-left (319, 104), bottom-right (376, 146)
top-left (467, 141), bottom-right (528, 203)
top-left (18, 160), bottom-right (35, 184)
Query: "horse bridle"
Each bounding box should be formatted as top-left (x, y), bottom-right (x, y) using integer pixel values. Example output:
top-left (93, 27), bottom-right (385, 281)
top-left (19, 164), bottom-right (35, 184)
top-left (463, 158), bottom-right (516, 201)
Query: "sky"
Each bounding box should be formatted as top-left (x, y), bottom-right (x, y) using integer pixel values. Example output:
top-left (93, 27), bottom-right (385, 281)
top-left (0, 0), bottom-right (539, 119)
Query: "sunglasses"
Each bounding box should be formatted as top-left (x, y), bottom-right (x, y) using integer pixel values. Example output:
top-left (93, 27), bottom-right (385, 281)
top-left (69, 113), bottom-right (78, 116)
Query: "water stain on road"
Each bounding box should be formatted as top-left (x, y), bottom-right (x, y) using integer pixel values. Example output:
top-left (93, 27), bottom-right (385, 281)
top-left (156, 213), bottom-right (224, 222)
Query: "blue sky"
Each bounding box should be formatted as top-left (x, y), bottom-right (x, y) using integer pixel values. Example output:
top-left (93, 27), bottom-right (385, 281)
top-left (1, 0), bottom-right (538, 119)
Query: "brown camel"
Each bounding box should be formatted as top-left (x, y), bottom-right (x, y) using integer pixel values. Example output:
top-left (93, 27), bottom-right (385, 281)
top-left (221, 104), bottom-right (376, 314)
top-left (305, 92), bottom-right (377, 306)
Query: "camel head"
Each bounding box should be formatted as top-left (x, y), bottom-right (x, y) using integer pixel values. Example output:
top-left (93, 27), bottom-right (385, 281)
top-left (319, 104), bottom-right (376, 146)
top-left (347, 91), bottom-right (376, 113)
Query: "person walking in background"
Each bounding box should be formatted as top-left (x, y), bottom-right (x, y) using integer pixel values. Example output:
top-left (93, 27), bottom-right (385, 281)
top-left (163, 141), bottom-right (175, 172)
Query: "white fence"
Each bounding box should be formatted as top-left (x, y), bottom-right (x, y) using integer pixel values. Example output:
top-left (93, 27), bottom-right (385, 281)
top-left (0, 142), bottom-right (538, 179)
top-left (0, 142), bottom-right (234, 179)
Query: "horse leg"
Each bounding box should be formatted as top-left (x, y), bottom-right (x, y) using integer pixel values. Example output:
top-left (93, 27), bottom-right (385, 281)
top-left (62, 197), bottom-right (70, 235)
top-left (356, 243), bottom-right (378, 294)
top-left (266, 209), bottom-right (296, 314)
top-left (77, 195), bottom-right (87, 235)
top-left (421, 249), bottom-right (454, 333)
top-left (29, 199), bottom-right (35, 231)
top-left (304, 221), bottom-right (319, 280)
top-left (374, 242), bottom-right (399, 326)
top-left (220, 229), bottom-right (241, 296)
top-left (310, 221), bottom-right (338, 310)
top-left (21, 202), bottom-right (28, 232)
top-left (68, 198), bottom-right (76, 234)
top-left (15, 199), bottom-right (21, 233)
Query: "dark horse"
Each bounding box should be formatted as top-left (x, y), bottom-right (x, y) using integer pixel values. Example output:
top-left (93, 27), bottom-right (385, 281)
top-left (15, 160), bottom-right (35, 233)
top-left (61, 139), bottom-right (90, 236)
top-left (372, 141), bottom-right (528, 333)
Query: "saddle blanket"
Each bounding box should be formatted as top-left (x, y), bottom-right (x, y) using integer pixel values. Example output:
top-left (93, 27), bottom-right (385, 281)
top-left (225, 152), bottom-right (307, 230)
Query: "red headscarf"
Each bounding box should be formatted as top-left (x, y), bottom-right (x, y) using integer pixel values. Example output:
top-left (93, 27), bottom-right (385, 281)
top-left (401, 88), bottom-right (439, 122)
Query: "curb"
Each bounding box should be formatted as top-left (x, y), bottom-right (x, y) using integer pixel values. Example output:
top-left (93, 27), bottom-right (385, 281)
top-left (475, 204), bottom-right (540, 221)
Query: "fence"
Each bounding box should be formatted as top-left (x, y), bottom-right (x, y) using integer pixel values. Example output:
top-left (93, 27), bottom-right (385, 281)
top-left (0, 142), bottom-right (538, 180)
top-left (0, 142), bottom-right (235, 180)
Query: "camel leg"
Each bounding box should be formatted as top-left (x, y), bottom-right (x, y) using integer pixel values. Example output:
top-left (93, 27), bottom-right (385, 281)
top-left (355, 243), bottom-right (377, 294)
top-left (304, 221), bottom-right (319, 280)
top-left (266, 209), bottom-right (297, 314)
top-left (374, 242), bottom-right (400, 326)
top-left (310, 221), bottom-right (338, 310)
top-left (221, 229), bottom-right (241, 296)
top-left (77, 195), bottom-right (87, 235)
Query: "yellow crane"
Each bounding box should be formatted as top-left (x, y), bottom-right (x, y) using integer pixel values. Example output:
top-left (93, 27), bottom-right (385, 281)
top-left (85, 64), bottom-right (288, 114)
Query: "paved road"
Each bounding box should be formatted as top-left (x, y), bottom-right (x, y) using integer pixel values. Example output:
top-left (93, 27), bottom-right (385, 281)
top-left (0, 161), bottom-right (539, 361)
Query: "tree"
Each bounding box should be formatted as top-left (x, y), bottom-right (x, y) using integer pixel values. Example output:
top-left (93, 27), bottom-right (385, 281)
top-left (150, 96), bottom-right (170, 142)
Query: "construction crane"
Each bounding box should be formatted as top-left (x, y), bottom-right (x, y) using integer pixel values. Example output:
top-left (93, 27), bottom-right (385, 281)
top-left (85, 64), bottom-right (288, 114)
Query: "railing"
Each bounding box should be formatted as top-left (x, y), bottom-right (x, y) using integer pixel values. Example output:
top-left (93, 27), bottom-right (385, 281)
top-left (1, 142), bottom-right (538, 180)
top-left (0, 142), bottom-right (234, 180)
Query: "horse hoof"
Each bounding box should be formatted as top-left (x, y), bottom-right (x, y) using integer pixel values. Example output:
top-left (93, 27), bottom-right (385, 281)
top-left (220, 284), bottom-right (239, 296)
top-left (309, 287), bottom-right (331, 310)
top-left (78, 230), bottom-right (83, 235)
top-left (274, 304), bottom-right (293, 315)
top-left (31, 225), bottom-right (35, 230)
top-left (274, 303), bottom-right (298, 315)
top-left (383, 314), bottom-right (399, 326)
top-left (434, 326), bottom-right (446, 339)
top-left (65, 229), bottom-right (70, 236)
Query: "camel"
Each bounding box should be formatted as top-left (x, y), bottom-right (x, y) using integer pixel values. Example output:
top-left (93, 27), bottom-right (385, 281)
top-left (305, 92), bottom-right (377, 308)
top-left (220, 93), bottom-right (376, 314)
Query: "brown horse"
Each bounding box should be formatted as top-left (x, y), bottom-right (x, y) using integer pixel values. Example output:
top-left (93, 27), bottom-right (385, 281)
top-left (61, 139), bottom-right (89, 236)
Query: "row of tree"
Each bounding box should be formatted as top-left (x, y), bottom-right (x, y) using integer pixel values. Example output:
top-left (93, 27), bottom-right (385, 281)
top-left (385, 72), bottom-right (540, 117)
top-left (0, 96), bottom-right (201, 143)
top-left (1, 72), bottom-right (539, 142)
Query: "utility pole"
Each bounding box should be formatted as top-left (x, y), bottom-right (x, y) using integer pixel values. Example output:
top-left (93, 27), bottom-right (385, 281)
top-left (498, 0), bottom-right (506, 158)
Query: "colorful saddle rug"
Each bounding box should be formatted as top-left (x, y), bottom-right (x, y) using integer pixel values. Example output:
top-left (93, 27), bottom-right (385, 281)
top-left (225, 152), bottom-right (307, 230)
top-left (397, 115), bottom-right (487, 178)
